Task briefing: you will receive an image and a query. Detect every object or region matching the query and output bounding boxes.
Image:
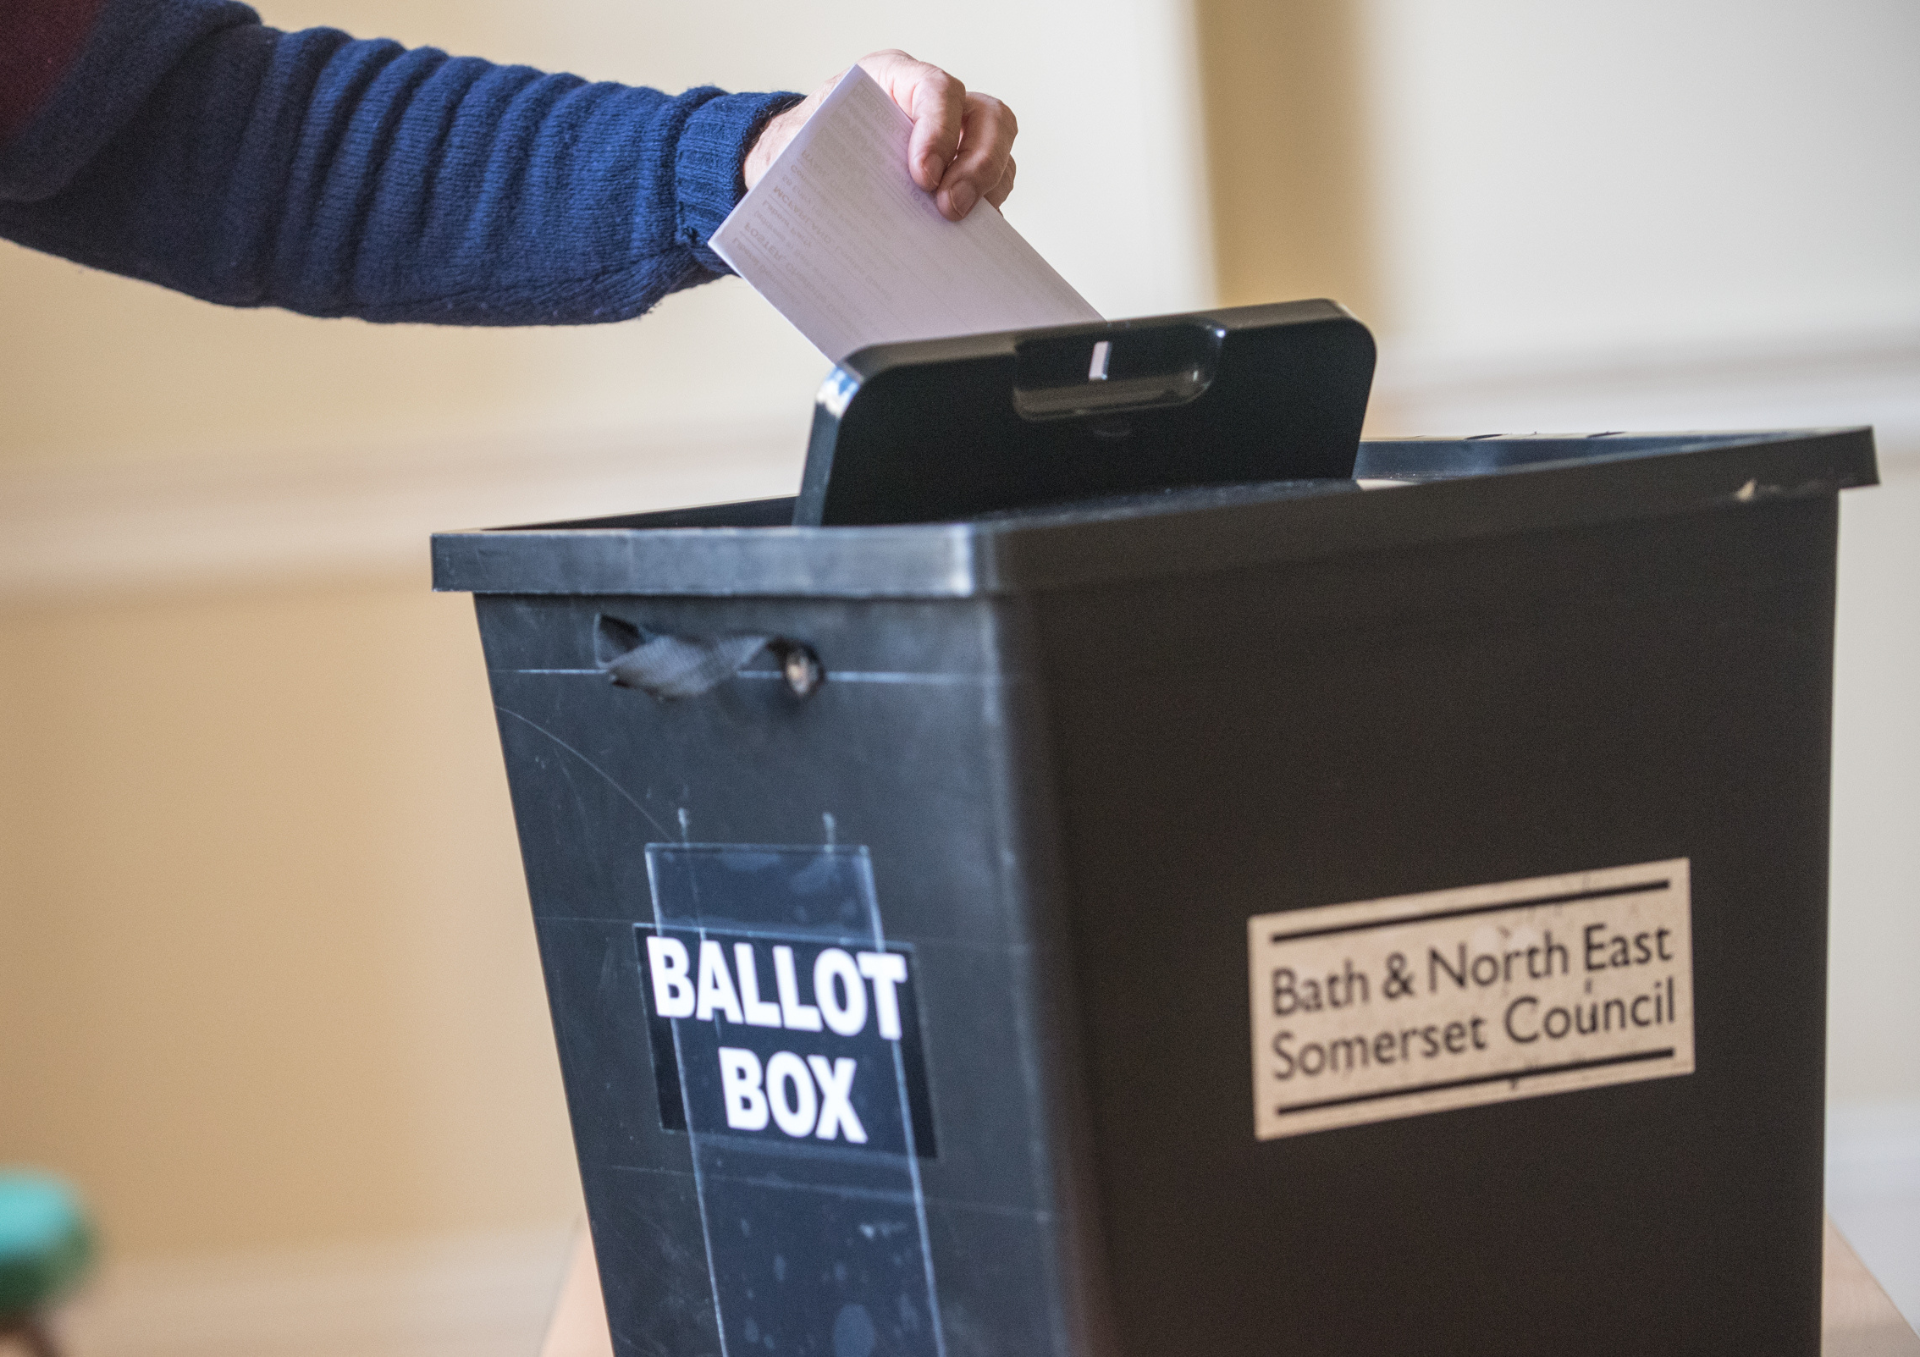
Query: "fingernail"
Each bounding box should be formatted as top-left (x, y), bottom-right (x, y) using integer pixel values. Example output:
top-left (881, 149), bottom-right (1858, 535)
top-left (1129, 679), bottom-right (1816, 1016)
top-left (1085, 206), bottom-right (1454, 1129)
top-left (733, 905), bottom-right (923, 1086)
top-left (949, 181), bottom-right (977, 217)
top-left (922, 154), bottom-right (947, 185)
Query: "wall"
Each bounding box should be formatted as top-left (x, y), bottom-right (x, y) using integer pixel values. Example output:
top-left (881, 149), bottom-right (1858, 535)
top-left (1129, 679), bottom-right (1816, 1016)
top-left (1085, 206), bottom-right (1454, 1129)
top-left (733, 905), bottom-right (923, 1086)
top-left (0, 583), bottom-right (578, 1254)
top-left (1361, 0), bottom-right (1920, 367)
top-left (1193, 0), bottom-right (1376, 317)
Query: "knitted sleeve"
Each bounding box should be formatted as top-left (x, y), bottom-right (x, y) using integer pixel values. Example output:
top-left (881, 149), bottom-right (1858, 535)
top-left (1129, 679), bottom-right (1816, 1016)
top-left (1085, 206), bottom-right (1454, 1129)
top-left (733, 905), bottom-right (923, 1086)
top-left (0, 0), bottom-right (801, 324)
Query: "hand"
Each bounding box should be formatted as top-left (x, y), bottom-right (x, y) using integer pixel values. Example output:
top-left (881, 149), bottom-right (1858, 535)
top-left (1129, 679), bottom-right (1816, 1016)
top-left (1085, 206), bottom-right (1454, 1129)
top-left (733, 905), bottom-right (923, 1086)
top-left (743, 49), bottom-right (1018, 222)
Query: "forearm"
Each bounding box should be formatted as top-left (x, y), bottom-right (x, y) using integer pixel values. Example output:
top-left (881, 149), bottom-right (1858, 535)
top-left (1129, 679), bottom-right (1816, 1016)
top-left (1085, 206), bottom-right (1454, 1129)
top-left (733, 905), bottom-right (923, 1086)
top-left (0, 0), bottom-right (799, 325)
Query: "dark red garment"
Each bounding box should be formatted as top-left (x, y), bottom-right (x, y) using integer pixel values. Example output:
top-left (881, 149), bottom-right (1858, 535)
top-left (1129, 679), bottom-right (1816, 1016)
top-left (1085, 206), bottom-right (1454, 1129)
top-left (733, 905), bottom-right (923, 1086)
top-left (0, 0), bottom-right (105, 143)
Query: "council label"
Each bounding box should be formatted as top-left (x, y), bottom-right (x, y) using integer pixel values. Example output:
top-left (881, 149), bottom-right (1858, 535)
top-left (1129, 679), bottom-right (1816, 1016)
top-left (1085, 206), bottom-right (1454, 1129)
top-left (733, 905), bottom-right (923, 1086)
top-left (1248, 859), bottom-right (1694, 1139)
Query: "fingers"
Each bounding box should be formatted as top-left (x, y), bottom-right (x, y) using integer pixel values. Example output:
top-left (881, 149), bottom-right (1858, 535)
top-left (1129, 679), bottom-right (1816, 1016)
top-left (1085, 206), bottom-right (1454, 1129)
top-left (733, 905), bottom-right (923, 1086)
top-left (857, 50), bottom-right (965, 193)
top-left (769, 50), bottom-right (1020, 221)
top-left (984, 154), bottom-right (1016, 209)
top-left (937, 93), bottom-right (1017, 219)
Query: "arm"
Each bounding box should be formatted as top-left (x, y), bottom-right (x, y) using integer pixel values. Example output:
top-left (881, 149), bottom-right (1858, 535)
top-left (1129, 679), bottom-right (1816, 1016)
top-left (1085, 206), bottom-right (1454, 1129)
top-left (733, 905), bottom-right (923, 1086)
top-left (0, 0), bottom-right (799, 324)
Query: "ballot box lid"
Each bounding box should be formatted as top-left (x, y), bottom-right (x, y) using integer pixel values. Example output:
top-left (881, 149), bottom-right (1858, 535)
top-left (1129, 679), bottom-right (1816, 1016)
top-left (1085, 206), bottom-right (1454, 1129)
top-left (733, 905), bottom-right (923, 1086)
top-left (431, 428), bottom-right (1878, 598)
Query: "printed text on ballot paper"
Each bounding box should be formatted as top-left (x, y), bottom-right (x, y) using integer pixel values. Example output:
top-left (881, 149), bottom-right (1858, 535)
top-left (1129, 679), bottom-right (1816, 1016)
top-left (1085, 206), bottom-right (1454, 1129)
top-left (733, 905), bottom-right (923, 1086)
top-left (1246, 860), bottom-right (1696, 1138)
top-left (640, 928), bottom-right (933, 1155)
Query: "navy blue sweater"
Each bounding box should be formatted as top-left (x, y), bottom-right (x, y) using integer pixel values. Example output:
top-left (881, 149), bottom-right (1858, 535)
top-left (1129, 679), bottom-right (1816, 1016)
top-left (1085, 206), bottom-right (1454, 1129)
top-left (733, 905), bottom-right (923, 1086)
top-left (0, 0), bottom-right (800, 323)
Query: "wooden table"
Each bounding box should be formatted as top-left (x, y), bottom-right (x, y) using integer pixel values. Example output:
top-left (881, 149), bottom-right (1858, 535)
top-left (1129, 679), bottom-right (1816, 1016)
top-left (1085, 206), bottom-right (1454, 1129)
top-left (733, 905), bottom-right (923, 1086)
top-left (541, 1216), bottom-right (1920, 1357)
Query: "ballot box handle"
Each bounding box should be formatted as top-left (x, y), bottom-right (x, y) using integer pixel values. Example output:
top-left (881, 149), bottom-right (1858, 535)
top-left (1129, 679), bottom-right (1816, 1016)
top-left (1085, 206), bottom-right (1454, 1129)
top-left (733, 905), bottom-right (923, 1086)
top-left (1010, 321), bottom-right (1223, 421)
top-left (594, 614), bottom-right (823, 701)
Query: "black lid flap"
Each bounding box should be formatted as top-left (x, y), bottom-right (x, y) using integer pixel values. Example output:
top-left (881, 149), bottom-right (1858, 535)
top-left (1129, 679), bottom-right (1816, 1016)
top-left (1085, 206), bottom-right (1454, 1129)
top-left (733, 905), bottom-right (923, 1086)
top-left (793, 300), bottom-right (1375, 526)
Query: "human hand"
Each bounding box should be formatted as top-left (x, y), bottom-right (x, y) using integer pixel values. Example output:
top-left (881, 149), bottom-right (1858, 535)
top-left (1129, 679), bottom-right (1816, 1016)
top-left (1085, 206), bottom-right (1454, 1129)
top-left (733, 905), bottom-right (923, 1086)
top-left (743, 49), bottom-right (1018, 222)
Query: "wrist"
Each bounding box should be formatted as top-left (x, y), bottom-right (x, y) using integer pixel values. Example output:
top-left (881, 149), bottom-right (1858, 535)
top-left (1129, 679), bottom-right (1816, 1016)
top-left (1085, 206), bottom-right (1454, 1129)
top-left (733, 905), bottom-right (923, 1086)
top-left (673, 89), bottom-right (802, 274)
top-left (741, 94), bottom-right (807, 193)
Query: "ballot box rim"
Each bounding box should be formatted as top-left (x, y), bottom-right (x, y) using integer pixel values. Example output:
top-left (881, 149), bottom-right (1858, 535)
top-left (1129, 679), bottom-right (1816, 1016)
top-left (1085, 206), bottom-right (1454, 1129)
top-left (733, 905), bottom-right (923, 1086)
top-left (430, 427), bottom-right (1877, 598)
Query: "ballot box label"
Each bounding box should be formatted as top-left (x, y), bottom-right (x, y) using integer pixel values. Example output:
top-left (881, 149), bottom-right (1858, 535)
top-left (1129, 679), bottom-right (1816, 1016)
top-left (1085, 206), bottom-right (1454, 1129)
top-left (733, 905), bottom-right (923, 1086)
top-left (635, 927), bottom-right (935, 1157)
top-left (638, 844), bottom-right (944, 1357)
top-left (1248, 859), bottom-right (1694, 1139)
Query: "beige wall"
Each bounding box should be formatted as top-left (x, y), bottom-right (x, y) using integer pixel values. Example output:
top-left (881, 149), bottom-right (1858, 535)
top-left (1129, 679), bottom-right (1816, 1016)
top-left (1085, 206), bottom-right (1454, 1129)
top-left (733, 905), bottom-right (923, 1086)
top-left (1193, 0), bottom-right (1377, 320)
top-left (0, 582), bottom-right (579, 1253)
top-left (1358, 0), bottom-right (1920, 367)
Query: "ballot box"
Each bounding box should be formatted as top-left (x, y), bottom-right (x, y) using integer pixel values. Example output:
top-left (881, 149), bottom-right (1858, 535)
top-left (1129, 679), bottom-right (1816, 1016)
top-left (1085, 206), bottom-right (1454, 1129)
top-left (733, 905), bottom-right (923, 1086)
top-left (433, 311), bottom-right (1876, 1357)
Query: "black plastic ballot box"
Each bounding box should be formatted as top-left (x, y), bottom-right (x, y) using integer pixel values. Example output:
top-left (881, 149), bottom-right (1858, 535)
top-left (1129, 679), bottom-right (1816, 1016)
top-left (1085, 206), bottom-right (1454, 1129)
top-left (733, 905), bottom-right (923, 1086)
top-left (433, 312), bottom-right (1877, 1357)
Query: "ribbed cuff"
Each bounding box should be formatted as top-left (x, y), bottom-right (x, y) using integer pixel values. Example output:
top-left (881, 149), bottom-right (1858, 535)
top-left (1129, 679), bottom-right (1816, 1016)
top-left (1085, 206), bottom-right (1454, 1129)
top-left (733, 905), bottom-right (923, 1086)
top-left (0, 0), bottom-right (259, 202)
top-left (674, 88), bottom-right (802, 275)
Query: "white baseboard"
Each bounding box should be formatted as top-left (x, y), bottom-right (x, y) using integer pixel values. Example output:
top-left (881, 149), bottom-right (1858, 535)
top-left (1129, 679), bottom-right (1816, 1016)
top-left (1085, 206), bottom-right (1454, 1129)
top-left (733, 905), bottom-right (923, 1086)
top-left (0, 417), bottom-right (806, 602)
top-left (3, 330), bottom-right (1915, 601)
top-left (54, 1226), bottom-right (576, 1357)
top-left (1829, 1101), bottom-right (1920, 1329)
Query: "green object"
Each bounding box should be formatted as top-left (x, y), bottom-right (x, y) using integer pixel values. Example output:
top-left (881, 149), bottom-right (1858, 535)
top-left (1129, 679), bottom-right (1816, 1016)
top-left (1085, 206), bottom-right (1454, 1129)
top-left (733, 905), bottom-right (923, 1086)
top-left (0, 1171), bottom-right (92, 1319)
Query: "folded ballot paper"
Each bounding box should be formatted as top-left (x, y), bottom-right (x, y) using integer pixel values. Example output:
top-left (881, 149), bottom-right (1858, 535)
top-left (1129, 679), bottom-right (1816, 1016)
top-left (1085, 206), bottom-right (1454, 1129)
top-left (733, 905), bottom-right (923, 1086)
top-left (709, 66), bottom-right (1102, 364)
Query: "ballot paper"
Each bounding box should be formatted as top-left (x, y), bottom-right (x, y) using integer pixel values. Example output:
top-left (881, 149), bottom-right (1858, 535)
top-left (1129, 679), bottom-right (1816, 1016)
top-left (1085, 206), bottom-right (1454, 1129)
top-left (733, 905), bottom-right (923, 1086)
top-left (709, 65), bottom-right (1102, 364)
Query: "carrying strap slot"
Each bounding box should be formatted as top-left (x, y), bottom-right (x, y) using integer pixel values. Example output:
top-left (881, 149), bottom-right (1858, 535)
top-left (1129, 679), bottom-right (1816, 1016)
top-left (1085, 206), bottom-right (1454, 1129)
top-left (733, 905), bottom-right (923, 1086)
top-left (594, 615), bottom-right (823, 701)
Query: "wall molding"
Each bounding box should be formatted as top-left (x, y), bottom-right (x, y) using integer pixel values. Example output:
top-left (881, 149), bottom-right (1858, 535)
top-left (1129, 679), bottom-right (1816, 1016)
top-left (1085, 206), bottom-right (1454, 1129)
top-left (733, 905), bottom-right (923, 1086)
top-left (1372, 328), bottom-right (1920, 456)
top-left (3, 332), bottom-right (1916, 601)
top-left (0, 418), bottom-right (805, 602)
